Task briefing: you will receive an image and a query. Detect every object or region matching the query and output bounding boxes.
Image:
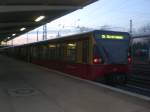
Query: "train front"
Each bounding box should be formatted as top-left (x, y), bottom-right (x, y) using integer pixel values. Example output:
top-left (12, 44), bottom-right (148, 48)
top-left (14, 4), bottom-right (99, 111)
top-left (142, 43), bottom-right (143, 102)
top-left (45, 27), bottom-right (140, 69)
top-left (91, 30), bottom-right (130, 83)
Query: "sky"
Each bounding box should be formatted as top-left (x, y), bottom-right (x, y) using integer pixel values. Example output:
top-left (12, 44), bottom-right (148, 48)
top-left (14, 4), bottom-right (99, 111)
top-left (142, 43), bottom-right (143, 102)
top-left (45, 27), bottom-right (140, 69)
top-left (47, 0), bottom-right (150, 30)
top-left (6, 0), bottom-right (150, 45)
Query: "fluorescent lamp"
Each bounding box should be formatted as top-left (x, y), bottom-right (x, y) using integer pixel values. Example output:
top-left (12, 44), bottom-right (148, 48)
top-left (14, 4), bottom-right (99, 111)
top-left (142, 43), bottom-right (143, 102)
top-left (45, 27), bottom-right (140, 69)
top-left (35, 16), bottom-right (45, 22)
top-left (20, 27), bottom-right (26, 31)
top-left (68, 43), bottom-right (76, 47)
top-left (12, 34), bottom-right (16, 36)
top-left (49, 45), bottom-right (56, 48)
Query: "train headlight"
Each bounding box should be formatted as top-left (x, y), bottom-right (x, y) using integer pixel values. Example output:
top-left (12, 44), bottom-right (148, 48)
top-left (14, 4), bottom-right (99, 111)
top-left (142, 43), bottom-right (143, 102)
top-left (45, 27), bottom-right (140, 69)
top-left (93, 58), bottom-right (102, 64)
top-left (128, 56), bottom-right (132, 64)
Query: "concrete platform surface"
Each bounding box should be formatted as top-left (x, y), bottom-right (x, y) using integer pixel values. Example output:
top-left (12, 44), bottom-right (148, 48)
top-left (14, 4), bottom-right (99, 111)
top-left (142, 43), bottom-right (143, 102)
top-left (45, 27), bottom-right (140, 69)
top-left (0, 55), bottom-right (149, 112)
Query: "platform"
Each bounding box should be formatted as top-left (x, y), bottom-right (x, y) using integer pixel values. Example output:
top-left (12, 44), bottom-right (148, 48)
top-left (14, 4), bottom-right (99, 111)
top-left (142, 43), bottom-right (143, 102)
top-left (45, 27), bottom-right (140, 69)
top-left (0, 55), bottom-right (149, 112)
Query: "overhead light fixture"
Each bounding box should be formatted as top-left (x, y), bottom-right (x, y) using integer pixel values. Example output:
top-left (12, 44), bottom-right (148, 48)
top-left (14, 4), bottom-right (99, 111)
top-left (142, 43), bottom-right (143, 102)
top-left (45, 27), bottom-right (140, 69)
top-left (35, 16), bottom-right (45, 22)
top-left (20, 27), bottom-right (26, 31)
top-left (12, 34), bottom-right (16, 36)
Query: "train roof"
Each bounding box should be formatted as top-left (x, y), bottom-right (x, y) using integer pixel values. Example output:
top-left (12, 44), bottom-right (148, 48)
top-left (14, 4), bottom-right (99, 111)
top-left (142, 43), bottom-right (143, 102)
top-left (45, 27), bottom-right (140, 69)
top-left (132, 34), bottom-right (150, 39)
top-left (3, 30), bottom-right (130, 48)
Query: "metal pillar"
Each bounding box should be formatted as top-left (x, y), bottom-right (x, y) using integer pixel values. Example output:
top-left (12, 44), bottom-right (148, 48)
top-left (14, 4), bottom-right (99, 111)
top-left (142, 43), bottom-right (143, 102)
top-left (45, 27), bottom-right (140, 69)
top-left (43, 24), bottom-right (47, 40)
top-left (37, 30), bottom-right (39, 42)
top-left (11, 40), bottom-right (13, 46)
top-left (27, 33), bottom-right (29, 44)
top-left (130, 19), bottom-right (133, 35)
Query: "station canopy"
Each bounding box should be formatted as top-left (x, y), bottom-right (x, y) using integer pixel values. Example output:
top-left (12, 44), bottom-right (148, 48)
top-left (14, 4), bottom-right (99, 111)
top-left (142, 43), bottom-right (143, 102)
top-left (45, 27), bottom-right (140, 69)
top-left (0, 0), bottom-right (97, 42)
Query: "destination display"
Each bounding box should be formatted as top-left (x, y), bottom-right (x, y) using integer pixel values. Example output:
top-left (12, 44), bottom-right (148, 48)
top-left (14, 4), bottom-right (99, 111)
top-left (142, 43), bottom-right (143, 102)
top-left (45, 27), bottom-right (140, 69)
top-left (101, 34), bottom-right (124, 39)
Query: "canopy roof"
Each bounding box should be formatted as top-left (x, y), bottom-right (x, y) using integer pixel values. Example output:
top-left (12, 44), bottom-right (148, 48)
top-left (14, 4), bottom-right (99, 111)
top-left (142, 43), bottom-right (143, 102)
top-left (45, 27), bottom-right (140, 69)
top-left (0, 0), bottom-right (97, 42)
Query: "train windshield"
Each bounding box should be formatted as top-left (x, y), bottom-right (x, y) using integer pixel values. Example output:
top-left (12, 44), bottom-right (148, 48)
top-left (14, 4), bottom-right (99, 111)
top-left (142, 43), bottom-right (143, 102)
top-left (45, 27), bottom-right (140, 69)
top-left (94, 31), bottom-right (130, 64)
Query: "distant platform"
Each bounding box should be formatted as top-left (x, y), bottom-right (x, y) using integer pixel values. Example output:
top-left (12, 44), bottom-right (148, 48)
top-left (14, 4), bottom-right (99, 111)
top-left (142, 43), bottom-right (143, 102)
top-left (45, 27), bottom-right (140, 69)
top-left (0, 55), bottom-right (149, 112)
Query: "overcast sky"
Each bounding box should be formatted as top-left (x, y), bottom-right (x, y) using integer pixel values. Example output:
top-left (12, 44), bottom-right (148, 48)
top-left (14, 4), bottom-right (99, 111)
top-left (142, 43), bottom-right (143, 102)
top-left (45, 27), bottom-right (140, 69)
top-left (8, 0), bottom-right (150, 45)
top-left (47, 0), bottom-right (150, 31)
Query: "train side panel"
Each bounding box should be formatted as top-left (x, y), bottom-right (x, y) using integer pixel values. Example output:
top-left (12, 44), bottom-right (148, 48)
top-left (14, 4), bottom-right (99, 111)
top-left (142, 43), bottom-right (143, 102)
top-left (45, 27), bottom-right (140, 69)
top-left (129, 36), bottom-right (150, 86)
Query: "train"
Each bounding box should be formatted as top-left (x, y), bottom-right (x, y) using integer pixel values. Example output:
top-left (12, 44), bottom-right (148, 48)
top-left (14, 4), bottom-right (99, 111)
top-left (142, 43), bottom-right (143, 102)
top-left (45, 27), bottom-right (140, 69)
top-left (1, 30), bottom-right (130, 83)
top-left (129, 34), bottom-right (150, 87)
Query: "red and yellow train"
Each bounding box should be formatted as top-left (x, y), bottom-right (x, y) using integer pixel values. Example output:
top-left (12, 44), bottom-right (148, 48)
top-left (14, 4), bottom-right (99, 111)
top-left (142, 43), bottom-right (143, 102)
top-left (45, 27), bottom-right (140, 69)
top-left (2, 30), bottom-right (130, 83)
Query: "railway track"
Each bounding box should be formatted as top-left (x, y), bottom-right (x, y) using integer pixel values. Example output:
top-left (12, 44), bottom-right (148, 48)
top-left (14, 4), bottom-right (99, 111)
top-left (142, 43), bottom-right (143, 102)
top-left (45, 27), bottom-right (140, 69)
top-left (115, 84), bottom-right (150, 97)
top-left (110, 73), bottom-right (150, 97)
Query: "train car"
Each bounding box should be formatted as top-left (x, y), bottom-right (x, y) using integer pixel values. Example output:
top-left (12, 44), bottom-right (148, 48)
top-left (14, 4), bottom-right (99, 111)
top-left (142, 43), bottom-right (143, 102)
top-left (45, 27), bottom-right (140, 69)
top-left (129, 35), bottom-right (150, 87)
top-left (2, 30), bottom-right (130, 83)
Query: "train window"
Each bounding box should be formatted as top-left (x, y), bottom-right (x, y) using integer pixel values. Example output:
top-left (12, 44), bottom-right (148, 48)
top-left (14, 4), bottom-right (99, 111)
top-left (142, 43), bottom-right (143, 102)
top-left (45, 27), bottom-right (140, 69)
top-left (48, 44), bottom-right (57, 60)
top-left (63, 43), bottom-right (67, 60)
top-left (76, 41), bottom-right (83, 63)
top-left (56, 43), bottom-right (63, 60)
top-left (36, 46), bottom-right (40, 59)
top-left (82, 39), bottom-right (89, 63)
top-left (66, 42), bottom-right (77, 62)
top-left (42, 45), bottom-right (48, 60)
top-left (38, 45), bottom-right (43, 60)
top-left (32, 46), bottom-right (38, 59)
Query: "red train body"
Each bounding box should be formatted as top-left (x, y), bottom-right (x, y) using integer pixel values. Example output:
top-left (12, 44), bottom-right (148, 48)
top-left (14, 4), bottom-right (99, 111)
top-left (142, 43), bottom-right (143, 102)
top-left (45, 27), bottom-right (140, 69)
top-left (33, 60), bottom-right (128, 81)
top-left (1, 30), bottom-right (130, 83)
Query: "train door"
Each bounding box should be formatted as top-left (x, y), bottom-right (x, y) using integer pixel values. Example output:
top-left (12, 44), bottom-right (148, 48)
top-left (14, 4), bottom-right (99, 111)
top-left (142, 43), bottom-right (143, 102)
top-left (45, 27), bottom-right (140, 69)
top-left (27, 45), bottom-right (32, 62)
top-left (82, 39), bottom-right (89, 64)
top-left (80, 38), bottom-right (90, 78)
